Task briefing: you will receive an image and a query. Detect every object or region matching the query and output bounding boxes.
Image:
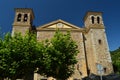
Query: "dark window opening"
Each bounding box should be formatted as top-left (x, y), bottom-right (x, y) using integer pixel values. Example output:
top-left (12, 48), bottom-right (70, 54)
top-left (104, 67), bottom-right (107, 73)
top-left (77, 64), bottom-right (79, 70)
top-left (97, 16), bottom-right (100, 24)
top-left (24, 14), bottom-right (28, 22)
top-left (91, 16), bottom-right (94, 24)
top-left (98, 39), bottom-right (102, 44)
top-left (17, 14), bottom-right (22, 22)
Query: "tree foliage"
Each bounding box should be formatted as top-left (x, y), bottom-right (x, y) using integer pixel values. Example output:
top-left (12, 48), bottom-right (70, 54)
top-left (0, 30), bottom-right (79, 80)
top-left (111, 47), bottom-right (120, 74)
top-left (37, 30), bottom-right (79, 80)
top-left (0, 33), bottom-right (12, 79)
top-left (0, 32), bottom-right (45, 80)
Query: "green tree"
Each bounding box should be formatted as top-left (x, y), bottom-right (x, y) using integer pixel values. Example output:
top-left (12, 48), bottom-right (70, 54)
top-left (0, 30), bottom-right (79, 80)
top-left (8, 32), bottom-right (42, 80)
top-left (0, 32), bottom-right (48, 80)
top-left (37, 30), bottom-right (79, 80)
top-left (111, 47), bottom-right (120, 74)
top-left (0, 33), bottom-right (12, 80)
top-left (8, 33), bottom-right (34, 79)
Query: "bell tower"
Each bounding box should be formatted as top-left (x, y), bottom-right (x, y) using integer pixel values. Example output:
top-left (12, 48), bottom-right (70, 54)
top-left (12, 8), bottom-right (34, 35)
top-left (84, 12), bottom-right (104, 30)
top-left (84, 12), bottom-right (113, 75)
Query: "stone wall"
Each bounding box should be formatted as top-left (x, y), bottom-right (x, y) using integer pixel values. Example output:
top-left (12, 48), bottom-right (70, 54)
top-left (85, 29), bottom-right (113, 75)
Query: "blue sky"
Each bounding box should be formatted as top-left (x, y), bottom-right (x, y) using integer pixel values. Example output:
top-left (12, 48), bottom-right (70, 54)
top-left (0, 0), bottom-right (120, 51)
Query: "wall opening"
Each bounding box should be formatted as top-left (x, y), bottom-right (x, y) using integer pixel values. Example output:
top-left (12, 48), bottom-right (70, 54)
top-left (97, 16), bottom-right (100, 24)
top-left (98, 39), bottom-right (102, 44)
top-left (17, 14), bottom-right (22, 22)
top-left (24, 14), bottom-right (28, 22)
top-left (104, 67), bottom-right (107, 73)
top-left (91, 16), bottom-right (94, 24)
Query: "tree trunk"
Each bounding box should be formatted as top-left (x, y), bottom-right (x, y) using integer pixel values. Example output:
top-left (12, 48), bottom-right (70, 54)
top-left (11, 77), bottom-right (16, 80)
top-left (23, 72), bottom-right (34, 80)
top-left (0, 77), bottom-right (4, 80)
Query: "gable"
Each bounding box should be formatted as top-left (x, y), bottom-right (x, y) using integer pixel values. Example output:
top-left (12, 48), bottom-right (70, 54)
top-left (36, 19), bottom-right (82, 31)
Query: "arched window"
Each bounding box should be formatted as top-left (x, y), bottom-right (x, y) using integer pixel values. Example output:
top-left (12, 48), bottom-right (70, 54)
top-left (91, 16), bottom-right (94, 24)
top-left (24, 14), bottom-right (28, 22)
top-left (97, 16), bottom-right (100, 24)
top-left (17, 14), bottom-right (21, 21)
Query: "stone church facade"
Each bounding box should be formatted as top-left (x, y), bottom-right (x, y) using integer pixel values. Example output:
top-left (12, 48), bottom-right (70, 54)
top-left (12, 8), bottom-right (113, 80)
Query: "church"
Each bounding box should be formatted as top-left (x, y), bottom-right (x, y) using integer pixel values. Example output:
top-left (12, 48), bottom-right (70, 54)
top-left (12, 8), bottom-right (113, 80)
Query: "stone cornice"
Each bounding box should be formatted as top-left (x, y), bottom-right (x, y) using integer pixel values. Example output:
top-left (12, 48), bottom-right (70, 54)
top-left (12, 23), bottom-right (31, 27)
top-left (84, 25), bottom-right (105, 33)
top-left (37, 28), bottom-right (85, 32)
